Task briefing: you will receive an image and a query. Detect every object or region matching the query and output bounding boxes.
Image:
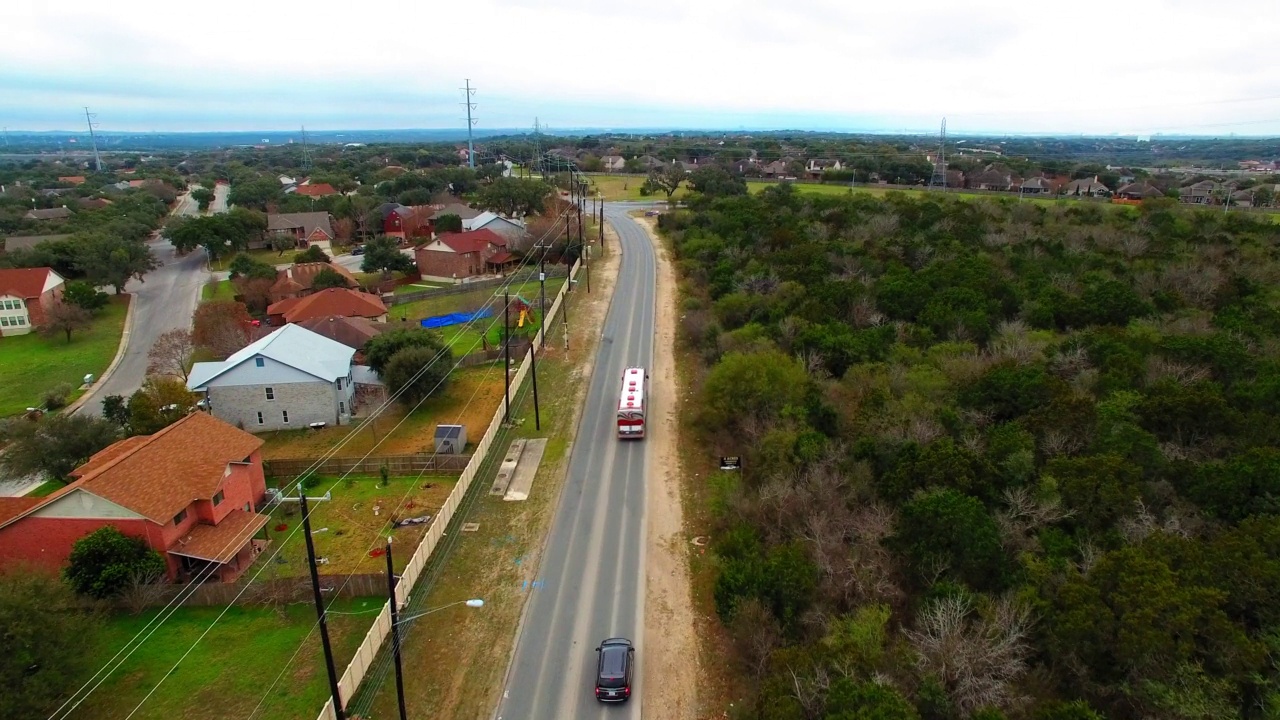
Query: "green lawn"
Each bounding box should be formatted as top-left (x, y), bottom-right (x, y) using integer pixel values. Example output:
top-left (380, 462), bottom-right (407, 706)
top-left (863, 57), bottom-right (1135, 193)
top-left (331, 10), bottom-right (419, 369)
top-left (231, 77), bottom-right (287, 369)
top-left (73, 599), bottom-right (378, 720)
top-left (28, 480), bottom-right (65, 497)
top-left (208, 248), bottom-right (290, 272)
top-left (0, 296), bottom-right (129, 417)
top-left (201, 280), bottom-right (235, 302)
top-left (582, 173), bottom-right (687, 202)
top-left (394, 281), bottom-right (446, 295)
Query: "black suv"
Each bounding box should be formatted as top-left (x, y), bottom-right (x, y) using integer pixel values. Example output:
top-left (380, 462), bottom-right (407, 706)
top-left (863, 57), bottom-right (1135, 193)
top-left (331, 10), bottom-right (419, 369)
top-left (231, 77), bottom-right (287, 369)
top-left (594, 638), bottom-right (635, 702)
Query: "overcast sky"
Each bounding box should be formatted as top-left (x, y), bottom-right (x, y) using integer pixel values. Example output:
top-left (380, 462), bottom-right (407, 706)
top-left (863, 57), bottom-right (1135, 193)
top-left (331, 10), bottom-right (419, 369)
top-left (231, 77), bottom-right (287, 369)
top-left (4, 0), bottom-right (1280, 136)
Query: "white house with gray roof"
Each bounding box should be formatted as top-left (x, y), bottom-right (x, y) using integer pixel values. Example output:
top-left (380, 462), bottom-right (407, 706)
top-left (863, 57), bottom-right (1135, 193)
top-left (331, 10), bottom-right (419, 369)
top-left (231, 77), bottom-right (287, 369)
top-left (464, 211), bottom-right (526, 244)
top-left (187, 325), bottom-right (366, 432)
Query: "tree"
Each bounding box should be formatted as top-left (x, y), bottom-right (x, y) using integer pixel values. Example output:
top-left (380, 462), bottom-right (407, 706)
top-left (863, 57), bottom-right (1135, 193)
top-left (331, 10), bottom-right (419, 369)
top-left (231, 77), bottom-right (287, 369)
top-left (268, 232), bottom-right (296, 256)
top-left (293, 245), bottom-right (330, 264)
top-left (73, 233), bottom-right (158, 294)
top-left (360, 235), bottom-right (414, 277)
top-left (0, 568), bottom-right (99, 719)
top-left (190, 187), bottom-right (215, 211)
top-left (363, 327), bottom-right (447, 374)
top-left (646, 164), bottom-right (686, 198)
top-left (383, 345), bottom-right (453, 407)
top-left (227, 176), bottom-right (283, 211)
top-left (477, 178), bottom-right (554, 217)
top-left (146, 328), bottom-right (194, 381)
top-left (65, 527), bottom-right (167, 600)
top-left (435, 213), bottom-right (463, 233)
top-left (0, 414), bottom-right (121, 480)
top-left (101, 394), bottom-right (130, 427)
top-left (895, 488), bottom-right (1009, 591)
top-left (310, 267), bottom-right (351, 290)
top-left (61, 280), bottom-right (108, 312)
top-left (701, 349), bottom-right (809, 437)
top-left (39, 301), bottom-right (92, 343)
top-left (688, 166), bottom-right (748, 198)
top-left (192, 300), bottom-right (253, 359)
top-left (123, 377), bottom-right (199, 436)
top-left (228, 253), bottom-right (276, 281)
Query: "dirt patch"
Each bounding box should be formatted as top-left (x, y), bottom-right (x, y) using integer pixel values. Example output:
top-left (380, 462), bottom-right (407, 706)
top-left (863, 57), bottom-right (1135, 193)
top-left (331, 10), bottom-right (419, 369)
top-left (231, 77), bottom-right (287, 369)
top-left (638, 216), bottom-right (702, 718)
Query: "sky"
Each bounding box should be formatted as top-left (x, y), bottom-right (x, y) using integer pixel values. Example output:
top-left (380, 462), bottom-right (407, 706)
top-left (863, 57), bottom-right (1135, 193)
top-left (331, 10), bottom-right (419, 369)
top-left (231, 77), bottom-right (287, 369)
top-left (4, 0), bottom-right (1280, 136)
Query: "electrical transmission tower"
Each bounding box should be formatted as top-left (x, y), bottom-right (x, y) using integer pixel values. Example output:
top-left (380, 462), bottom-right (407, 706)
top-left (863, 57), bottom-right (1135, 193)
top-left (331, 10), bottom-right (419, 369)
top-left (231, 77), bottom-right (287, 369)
top-left (300, 125), bottom-right (313, 172)
top-left (461, 79), bottom-right (477, 168)
top-left (928, 118), bottom-right (947, 192)
top-left (83, 107), bottom-right (103, 172)
top-left (532, 117), bottom-right (543, 179)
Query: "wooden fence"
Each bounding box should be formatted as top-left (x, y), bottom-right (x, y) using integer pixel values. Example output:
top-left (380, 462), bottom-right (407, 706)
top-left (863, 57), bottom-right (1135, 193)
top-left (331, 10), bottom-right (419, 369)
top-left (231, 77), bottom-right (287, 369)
top-left (314, 255), bottom-right (582, 720)
top-left (264, 453), bottom-right (473, 480)
top-left (123, 573), bottom-right (387, 609)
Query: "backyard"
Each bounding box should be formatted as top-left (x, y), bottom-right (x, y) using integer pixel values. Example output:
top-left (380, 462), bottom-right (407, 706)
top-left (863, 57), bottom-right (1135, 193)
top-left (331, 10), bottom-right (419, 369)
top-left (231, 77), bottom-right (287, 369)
top-left (261, 473), bottom-right (457, 578)
top-left (0, 295), bottom-right (129, 416)
top-left (70, 599), bottom-right (377, 720)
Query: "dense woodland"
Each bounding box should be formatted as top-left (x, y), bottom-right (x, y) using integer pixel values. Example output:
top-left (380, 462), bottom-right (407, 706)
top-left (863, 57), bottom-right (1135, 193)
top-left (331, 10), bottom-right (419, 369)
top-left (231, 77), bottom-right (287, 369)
top-left (664, 185), bottom-right (1280, 719)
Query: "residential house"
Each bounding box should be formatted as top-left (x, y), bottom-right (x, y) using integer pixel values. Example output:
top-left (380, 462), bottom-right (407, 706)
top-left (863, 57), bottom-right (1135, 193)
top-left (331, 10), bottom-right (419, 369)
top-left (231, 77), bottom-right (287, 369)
top-left (729, 158), bottom-right (759, 175)
top-left (78, 197), bottom-right (114, 210)
top-left (761, 158), bottom-right (797, 178)
top-left (0, 412), bottom-right (269, 584)
top-left (465, 211), bottom-right (526, 245)
top-left (1114, 182), bottom-right (1165, 201)
top-left (1229, 188), bottom-right (1262, 207)
top-left (269, 262), bottom-right (358, 302)
top-left (265, 212), bottom-right (335, 248)
top-left (1020, 177), bottom-right (1054, 195)
top-left (0, 267), bottom-right (65, 336)
top-left (601, 155), bottom-right (626, 173)
top-left (295, 315), bottom-right (388, 355)
top-left (1062, 176), bottom-right (1111, 197)
top-left (24, 207), bottom-right (72, 221)
top-left (188, 324), bottom-right (363, 432)
top-left (805, 159), bottom-right (843, 179)
top-left (414, 228), bottom-right (511, 280)
top-left (266, 287), bottom-right (388, 325)
top-left (967, 164), bottom-right (1018, 191)
top-left (57, 176), bottom-right (86, 186)
top-left (1180, 180), bottom-right (1218, 205)
top-left (1, 234), bottom-right (70, 254)
top-left (380, 203), bottom-right (435, 239)
top-left (429, 203), bottom-right (482, 236)
top-left (945, 169), bottom-right (967, 188)
top-left (295, 182), bottom-right (338, 198)
top-left (638, 155), bottom-right (665, 171)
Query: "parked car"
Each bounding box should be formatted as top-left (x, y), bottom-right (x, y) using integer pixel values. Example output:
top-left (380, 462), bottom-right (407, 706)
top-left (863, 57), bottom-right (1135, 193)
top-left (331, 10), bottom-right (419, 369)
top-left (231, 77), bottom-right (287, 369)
top-left (644, 210), bottom-right (660, 216)
top-left (351, 246), bottom-right (365, 255)
top-left (594, 638), bottom-right (634, 702)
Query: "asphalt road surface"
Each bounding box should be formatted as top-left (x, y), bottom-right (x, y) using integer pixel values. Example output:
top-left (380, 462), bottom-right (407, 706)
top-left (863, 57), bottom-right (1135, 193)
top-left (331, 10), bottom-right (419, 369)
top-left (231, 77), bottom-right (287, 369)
top-left (74, 191), bottom-right (217, 417)
top-left (495, 207), bottom-right (655, 720)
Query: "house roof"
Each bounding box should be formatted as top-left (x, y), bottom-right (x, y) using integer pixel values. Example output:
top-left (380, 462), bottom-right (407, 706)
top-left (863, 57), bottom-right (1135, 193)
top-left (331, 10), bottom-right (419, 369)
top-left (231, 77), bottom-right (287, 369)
top-left (1021, 177), bottom-right (1052, 190)
top-left (63, 412), bottom-right (264, 525)
top-left (188, 324), bottom-right (356, 390)
top-left (267, 288), bottom-right (387, 324)
top-left (266, 212), bottom-right (334, 240)
top-left (1, 235), bottom-right (70, 253)
top-left (295, 183), bottom-right (337, 197)
top-left (431, 203), bottom-right (481, 221)
top-left (57, 176), bottom-right (86, 185)
top-left (1116, 182), bottom-right (1164, 198)
top-left (25, 207), bottom-right (72, 220)
top-left (1064, 177), bottom-right (1110, 193)
top-left (169, 510), bottom-right (272, 563)
top-left (0, 267), bottom-right (61, 298)
top-left (295, 315), bottom-right (387, 350)
top-left (0, 497), bottom-right (43, 527)
top-left (351, 365), bottom-right (383, 385)
top-left (487, 251), bottom-right (514, 264)
top-left (434, 229), bottom-right (507, 254)
top-left (270, 262), bottom-right (357, 297)
top-left (465, 211), bottom-right (524, 232)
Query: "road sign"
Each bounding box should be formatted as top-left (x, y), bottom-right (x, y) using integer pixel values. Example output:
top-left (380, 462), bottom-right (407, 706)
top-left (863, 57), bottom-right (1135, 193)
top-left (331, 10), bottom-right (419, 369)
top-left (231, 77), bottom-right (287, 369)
top-left (719, 456), bottom-right (741, 471)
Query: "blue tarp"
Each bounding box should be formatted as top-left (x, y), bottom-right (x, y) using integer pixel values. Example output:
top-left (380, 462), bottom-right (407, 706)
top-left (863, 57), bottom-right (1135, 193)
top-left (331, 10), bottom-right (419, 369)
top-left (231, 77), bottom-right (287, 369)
top-left (420, 308), bottom-right (494, 329)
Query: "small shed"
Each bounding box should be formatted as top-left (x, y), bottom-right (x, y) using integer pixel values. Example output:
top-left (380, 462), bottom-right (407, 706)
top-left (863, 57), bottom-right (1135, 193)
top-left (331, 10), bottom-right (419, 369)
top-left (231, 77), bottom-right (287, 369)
top-left (434, 424), bottom-right (466, 454)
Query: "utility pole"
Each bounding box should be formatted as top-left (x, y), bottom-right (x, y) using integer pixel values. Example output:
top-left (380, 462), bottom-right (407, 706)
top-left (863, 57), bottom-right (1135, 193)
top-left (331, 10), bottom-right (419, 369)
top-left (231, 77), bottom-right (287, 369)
top-left (599, 200), bottom-right (605, 252)
top-left (928, 117), bottom-right (947, 192)
top-left (503, 290), bottom-right (511, 423)
top-left (83, 107), bottom-right (102, 173)
top-left (584, 244), bottom-right (591, 294)
top-left (529, 325), bottom-right (542, 431)
top-left (300, 488), bottom-right (345, 720)
top-left (385, 537), bottom-right (408, 720)
top-left (539, 257), bottom-right (548, 336)
top-left (461, 79), bottom-right (477, 168)
top-left (564, 215), bottom-right (572, 293)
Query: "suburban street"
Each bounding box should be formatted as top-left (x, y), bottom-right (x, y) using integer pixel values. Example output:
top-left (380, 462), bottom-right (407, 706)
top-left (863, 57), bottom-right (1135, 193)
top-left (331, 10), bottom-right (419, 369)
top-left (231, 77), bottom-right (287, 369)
top-left (74, 188), bottom-right (220, 417)
top-left (496, 207), bottom-right (655, 719)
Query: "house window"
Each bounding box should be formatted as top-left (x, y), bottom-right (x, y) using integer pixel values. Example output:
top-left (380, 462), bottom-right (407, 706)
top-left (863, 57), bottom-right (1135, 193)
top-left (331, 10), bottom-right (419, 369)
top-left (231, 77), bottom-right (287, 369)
top-left (0, 318), bottom-right (8, 327)
top-left (173, 509), bottom-right (188, 525)
top-left (256, 411), bottom-right (264, 425)
top-left (339, 401), bottom-right (345, 415)
top-left (282, 410), bottom-right (290, 424)
top-left (265, 387), bottom-right (275, 401)
top-left (15, 317), bottom-right (24, 326)
top-left (255, 357), bottom-right (265, 368)
top-left (213, 490), bottom-right (225, 506)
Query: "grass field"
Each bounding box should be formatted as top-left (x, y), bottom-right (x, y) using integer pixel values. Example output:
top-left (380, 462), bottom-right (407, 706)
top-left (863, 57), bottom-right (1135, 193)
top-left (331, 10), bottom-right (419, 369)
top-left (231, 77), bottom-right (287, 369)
top-left (0, 296), bottom-right (129, 417)
top-left (389, 279), bottom-right (563, 324)
top-left (200, 279), bottom-right (235, 302)
top-left (261, 474), bottom-right (457, 578)
top-left (72, 599), bottom-right (377, 720)
top-left (208, 248), bottom-right (289, 272)
top-left (582, 173), bottom-right (688, 202)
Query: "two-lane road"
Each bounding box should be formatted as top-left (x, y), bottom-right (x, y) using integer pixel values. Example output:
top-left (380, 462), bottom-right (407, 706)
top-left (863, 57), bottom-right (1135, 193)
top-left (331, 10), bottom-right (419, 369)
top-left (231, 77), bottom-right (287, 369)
top-left (496, 208), bottom-right (656, 719)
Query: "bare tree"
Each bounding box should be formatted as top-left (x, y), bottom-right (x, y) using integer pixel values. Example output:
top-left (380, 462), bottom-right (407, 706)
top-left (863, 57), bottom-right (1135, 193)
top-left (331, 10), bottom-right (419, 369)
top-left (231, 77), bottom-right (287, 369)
top-left (40, 301), bottom-right (92, 343)
top-left (147, 329), bottom-right (195, 382)
top-left (906, 595), bottom-right (1034, 716)
top-left (119, 568), bottom-right (169, 615)
top-left (728, 598), bottom-right (783, 680)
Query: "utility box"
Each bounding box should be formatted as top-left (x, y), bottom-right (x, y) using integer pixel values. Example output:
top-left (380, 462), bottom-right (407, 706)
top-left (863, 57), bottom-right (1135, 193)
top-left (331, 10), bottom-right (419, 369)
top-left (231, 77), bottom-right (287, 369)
top-left (434, 424), bottom-right (466, 454)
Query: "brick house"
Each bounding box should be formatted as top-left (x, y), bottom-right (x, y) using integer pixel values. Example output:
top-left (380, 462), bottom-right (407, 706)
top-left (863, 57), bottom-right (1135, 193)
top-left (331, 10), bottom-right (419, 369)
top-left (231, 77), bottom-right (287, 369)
top-left (269, 262), bottom-right (358, 302)
top-left (188, 324), bottom-right (363, 432)
top-left (0, 267), bottom-right (65, 336)
top-left (465, 211), bottom-right (526, 245)
top-left (1114, 182), bottom-right (1165, 201)
top-left (414, 229), bottom-right (511, 280)
top-left (0, 412), bottom-right (270, 584)
top-left (380, 203), bottom-right (437, 239)
top-left (265, 212), bottom-right (335, 248)
top-left (429, 203), bottom-right (482, 235)
top-left (295, 315), bottom-right (388, 356)
top-left (266, 287), bottom-right (388, 325)
top-left (24, 207), bottom-right (72, 221)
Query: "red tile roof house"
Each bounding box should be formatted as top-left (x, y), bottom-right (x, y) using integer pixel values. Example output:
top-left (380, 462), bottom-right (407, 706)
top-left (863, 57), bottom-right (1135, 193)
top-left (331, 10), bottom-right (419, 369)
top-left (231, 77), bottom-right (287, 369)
top-left (269, 261), bottom-right (358, 303)
top-left (294, 182), bottom-right (338, 198)
top-left (413, 229), bottom-right (513, 281)
top-left (0, 412), bottom-right (271, 584)
top-left (0, 267), bottom-right (65, 336)
top-left (267, 287), bottom-right (388, 325)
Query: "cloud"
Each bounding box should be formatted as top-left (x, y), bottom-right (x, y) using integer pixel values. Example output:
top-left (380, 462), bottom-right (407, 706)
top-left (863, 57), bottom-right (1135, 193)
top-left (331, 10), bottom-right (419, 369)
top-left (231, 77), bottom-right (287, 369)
top-left (2, 0), bottom-right (1279, 134)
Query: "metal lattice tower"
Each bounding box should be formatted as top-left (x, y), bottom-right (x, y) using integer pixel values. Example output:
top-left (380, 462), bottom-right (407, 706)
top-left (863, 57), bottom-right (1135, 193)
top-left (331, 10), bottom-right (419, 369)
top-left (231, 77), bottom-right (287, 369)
top-left (461, 79), bottom-right (477, 168)
top-left (928, 117), bottom-right (947, 191)
top-left (532, 117), bottom-right (543, 178)
top-left (83, 107), bottom-right (103, 172)
top-left (300, 125), bottom-right (313, 172)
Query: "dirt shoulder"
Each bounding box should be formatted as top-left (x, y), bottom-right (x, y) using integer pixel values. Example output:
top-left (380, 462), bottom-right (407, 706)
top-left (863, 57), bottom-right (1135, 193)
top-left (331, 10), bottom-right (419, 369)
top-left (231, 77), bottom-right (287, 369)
top-left (638, 216), bottom-right (702, 719)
